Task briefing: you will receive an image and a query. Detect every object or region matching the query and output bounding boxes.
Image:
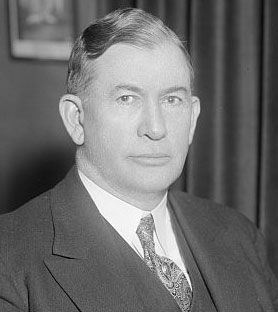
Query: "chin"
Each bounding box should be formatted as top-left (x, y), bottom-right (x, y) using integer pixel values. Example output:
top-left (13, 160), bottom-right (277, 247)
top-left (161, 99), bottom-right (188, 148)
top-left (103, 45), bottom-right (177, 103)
top-left (130, 172), bottom-right (180, 194)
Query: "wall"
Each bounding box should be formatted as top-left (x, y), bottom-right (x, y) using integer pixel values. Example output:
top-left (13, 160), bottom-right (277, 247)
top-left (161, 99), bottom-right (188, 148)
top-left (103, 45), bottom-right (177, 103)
top-left (0, 1), bottom-right (75, 213)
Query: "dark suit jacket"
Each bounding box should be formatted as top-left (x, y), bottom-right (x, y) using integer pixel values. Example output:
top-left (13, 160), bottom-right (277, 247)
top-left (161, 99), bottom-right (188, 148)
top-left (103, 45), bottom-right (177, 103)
top-left (0, 168), bottom-right (278, 312)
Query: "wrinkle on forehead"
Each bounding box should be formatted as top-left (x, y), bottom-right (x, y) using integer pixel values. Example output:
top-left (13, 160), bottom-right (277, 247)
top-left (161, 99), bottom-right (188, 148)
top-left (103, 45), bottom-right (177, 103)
top-left (97, 43), bottom-right (190, 82)
top-left (82, 42), bottom-right (192, 104)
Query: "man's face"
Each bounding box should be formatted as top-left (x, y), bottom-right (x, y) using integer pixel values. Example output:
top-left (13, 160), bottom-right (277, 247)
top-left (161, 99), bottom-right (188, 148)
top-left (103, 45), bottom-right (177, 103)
top-left (80, 42), bottom-right (199, 201)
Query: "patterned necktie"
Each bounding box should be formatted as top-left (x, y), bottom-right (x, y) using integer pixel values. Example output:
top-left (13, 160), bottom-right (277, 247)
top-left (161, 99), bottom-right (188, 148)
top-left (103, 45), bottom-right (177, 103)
top-left (136, 214), bottom-right (192, 312)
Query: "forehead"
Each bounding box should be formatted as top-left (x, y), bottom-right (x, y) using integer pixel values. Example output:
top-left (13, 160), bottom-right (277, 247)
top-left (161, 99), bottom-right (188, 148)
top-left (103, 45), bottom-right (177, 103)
top-left (91, 43), bottom-right (191, 91)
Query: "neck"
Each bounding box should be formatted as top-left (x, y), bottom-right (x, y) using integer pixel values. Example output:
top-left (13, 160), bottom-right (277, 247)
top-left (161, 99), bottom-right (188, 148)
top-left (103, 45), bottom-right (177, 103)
top-left (77, 162), bottom-right (167, 211)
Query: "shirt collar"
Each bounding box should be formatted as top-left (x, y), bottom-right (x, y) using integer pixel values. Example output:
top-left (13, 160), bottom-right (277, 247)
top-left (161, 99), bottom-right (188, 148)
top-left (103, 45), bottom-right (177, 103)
top-left (78, 170), bottom-right (168, 248)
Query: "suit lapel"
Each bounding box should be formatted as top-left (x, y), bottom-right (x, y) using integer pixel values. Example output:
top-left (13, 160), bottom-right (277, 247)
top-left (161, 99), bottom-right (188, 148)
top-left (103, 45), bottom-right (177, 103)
top-left (44, 168), bottom-right (181, 312)
top-left (168, 191), bottom-right (263, 312)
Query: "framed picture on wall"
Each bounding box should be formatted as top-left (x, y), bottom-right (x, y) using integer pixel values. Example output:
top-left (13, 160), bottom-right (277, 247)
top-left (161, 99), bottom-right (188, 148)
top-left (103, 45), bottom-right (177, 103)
top-left (8, 0), bottom-right (75, 60)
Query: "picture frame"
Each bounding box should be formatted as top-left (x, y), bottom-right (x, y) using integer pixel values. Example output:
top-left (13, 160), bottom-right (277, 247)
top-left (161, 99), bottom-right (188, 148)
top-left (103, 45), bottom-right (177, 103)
top-left (8, 0), bottom-right (75, 60)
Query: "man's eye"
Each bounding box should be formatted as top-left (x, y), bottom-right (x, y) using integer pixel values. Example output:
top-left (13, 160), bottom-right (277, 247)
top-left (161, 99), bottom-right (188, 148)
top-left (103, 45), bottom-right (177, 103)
top-left (162, 96), bottom-right (183, 106)
top-left (117, 95), bottom-right (135, 104)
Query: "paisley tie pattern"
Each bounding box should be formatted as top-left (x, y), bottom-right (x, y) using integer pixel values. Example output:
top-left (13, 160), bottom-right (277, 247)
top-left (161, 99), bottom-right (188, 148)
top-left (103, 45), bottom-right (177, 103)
top-left (136, 214), bottom-right (192, 312)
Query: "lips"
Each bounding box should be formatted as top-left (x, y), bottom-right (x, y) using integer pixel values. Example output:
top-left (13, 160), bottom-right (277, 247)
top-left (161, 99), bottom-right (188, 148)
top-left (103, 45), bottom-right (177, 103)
top-left (128, 153), bottom-right (171, 166)
top-left (132, 153), bottom-right (169, 158)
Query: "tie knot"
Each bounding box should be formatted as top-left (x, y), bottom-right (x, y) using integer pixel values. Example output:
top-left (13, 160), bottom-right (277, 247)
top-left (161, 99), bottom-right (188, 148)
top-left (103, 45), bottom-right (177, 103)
top-left (136, 213), bottom-right (155, 246)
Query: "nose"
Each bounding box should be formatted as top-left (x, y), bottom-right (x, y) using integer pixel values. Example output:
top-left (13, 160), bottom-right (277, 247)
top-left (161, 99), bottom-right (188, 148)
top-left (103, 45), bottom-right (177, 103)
top-left (137, 102), bottom-right (167, 140)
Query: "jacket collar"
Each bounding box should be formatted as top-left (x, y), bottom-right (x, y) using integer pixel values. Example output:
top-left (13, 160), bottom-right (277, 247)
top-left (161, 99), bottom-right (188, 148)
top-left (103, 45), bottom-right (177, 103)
top-left (49, 167), bottom-right (112, 259)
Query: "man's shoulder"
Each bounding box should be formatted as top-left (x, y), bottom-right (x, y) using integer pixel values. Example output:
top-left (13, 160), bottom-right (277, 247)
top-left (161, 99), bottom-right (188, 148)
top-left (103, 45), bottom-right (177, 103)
top-left (0, 190), bottom-right (51, 231)
top-left (170, 189), bottom-right (242, 217)
top-left (0, 189), bottom-right (54, 264)
top-left (170, 190), bottom-right (259, 240)
top-left (0, 169), bottom-right (71, 241)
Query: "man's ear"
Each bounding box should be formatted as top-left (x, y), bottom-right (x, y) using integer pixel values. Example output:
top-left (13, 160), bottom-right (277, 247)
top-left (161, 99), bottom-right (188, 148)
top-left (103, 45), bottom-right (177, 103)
top-left (59, 94), bottom-right (85, 145)
top-left (188, 96), bottom-right (201, 145)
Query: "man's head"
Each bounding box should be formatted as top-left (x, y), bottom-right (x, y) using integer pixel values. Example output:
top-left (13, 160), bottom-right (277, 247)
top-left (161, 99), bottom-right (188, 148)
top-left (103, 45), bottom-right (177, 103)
top-left (60, 8), bottom-right (200, 209)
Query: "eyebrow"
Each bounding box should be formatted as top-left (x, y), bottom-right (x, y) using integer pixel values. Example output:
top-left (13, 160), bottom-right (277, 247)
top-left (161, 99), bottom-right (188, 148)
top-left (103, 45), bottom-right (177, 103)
top-left (159, 86), bottom-right (190, 96)
top-left (113, 84), bottom-right (190, 96)
top-left (114, 84), bottom-right (144, 95)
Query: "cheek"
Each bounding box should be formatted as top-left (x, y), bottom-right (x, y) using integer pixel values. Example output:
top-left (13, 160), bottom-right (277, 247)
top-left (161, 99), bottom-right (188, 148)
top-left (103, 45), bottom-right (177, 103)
top-left (167, 114), bottom-right (192, 160)
top-left (168, 111), bottom-right (192, 140)
top-left (86, 116), bottom-right (131, 158)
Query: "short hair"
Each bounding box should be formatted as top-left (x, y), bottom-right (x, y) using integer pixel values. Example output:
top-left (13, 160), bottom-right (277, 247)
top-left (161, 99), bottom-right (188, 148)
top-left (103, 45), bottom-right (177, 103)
top-left (66, 8), bottom-right (193, 95)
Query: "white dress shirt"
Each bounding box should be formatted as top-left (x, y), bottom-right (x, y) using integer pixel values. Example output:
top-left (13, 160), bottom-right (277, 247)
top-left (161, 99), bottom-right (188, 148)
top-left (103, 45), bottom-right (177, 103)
top-left (78, 170), bottom-right (192, 288)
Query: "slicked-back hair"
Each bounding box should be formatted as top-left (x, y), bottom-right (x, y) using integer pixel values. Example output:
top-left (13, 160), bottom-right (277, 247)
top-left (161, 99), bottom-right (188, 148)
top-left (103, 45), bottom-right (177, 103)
top-left (66, 8), bottom-right (193, 96)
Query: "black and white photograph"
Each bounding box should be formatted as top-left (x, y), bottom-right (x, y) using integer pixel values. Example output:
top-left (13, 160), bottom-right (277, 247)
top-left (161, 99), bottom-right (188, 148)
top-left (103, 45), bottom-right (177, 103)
top-left (0, 0), bottom-right (278, 311)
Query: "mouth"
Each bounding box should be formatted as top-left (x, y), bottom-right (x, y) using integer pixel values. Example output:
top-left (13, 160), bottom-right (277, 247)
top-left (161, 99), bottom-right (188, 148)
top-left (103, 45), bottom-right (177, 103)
top-left (128, 154), bottom-right (171, 166)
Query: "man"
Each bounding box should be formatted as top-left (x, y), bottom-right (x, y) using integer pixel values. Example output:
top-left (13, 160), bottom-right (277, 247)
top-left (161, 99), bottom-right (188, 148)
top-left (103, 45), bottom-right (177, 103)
top-left (0, 8), bottom-right (277, 312)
